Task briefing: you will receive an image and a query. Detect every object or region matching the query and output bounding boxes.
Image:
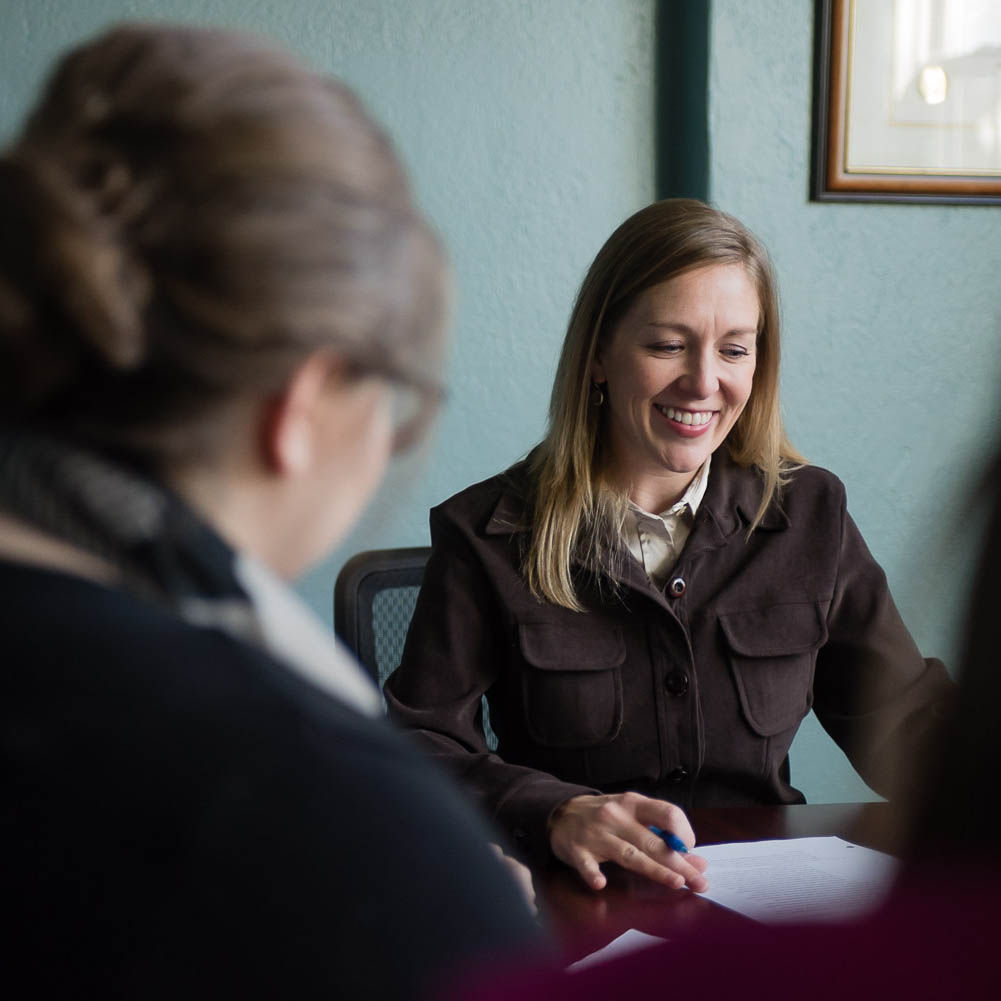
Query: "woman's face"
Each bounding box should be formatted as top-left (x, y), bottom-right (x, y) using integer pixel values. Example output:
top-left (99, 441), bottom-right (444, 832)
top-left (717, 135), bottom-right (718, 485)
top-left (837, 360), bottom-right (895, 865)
top-left (591, 262), bottom-right (759, 508)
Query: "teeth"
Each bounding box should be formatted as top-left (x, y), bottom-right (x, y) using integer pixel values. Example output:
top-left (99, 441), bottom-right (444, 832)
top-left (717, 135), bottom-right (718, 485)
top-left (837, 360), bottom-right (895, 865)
top-left (657, 405), bottom-right (713, 426)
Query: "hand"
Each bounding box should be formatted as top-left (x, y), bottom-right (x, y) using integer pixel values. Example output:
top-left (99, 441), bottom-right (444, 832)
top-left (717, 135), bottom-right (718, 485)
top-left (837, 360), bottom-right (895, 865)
top-left (489, 843), bottom-right (537, 916)
top-left (548, 791), bottom-right (709, 892)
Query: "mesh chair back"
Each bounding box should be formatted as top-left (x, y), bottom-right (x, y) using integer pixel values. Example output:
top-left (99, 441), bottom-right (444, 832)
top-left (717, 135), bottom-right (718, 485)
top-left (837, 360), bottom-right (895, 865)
top-left (334, 547), bottom-right (430, 689)
top-left (334, 546), bottom-right (497, 748)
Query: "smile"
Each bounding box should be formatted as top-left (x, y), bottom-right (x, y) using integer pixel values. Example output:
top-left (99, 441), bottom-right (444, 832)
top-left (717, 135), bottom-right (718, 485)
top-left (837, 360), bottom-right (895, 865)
top-left (654, 405), bottom-right (714, 427)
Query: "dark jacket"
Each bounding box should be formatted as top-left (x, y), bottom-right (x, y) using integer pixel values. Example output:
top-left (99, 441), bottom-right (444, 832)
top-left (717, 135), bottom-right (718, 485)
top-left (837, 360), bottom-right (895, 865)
top-left (2, 559), bottom-right (543, 1000)
top-left (385, 453), bottom-right (953, 863)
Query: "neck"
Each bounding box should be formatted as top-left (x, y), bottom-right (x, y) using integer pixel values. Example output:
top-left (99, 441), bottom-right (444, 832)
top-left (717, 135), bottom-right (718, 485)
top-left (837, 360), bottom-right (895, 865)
top-left (606, 460), bottom-right (699, 514)
top-left (166, 458), bottom-right (299, 580)
top-left (632, 477), bottom-right (695, 513)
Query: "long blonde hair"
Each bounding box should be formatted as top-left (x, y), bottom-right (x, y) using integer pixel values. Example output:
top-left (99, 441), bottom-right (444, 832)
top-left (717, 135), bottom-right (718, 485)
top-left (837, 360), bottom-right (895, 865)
top-left (524, 199), bottom-right (804, 611)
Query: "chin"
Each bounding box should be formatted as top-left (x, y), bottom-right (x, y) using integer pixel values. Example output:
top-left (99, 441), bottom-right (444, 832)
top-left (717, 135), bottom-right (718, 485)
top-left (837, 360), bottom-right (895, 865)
top-left (661, 450), bottom-right (712, 473)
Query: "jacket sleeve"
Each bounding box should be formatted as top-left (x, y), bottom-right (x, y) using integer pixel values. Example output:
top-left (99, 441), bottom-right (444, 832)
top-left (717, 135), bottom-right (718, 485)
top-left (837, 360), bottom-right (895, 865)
top-left (812, 490), bottom-right (955, 802)
top-left (384, 506), bottom-right (598, 863)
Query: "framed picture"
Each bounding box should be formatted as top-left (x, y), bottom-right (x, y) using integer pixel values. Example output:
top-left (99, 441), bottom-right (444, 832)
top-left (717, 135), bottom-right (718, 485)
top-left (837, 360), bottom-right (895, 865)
top-left (812, 0), bottom-right (1001, 204)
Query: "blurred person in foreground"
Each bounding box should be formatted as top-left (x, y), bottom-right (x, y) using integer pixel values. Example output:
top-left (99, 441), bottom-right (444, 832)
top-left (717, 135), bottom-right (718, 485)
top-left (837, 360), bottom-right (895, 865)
top-left (0, 23), bottom-right (542, 1000)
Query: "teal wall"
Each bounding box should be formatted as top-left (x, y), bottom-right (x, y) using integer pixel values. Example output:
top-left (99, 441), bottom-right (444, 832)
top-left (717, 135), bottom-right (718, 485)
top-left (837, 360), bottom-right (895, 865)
top-left (709, 0), bottom-right (1000, 801)
top-left (3, 1), bottom-right (992, 804)
top-left (0, 0), bottom-right (656, 630)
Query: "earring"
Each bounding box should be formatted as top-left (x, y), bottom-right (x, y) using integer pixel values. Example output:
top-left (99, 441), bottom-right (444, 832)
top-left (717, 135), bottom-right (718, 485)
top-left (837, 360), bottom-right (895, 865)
top-left (590, 381), bottom-right (606, 407)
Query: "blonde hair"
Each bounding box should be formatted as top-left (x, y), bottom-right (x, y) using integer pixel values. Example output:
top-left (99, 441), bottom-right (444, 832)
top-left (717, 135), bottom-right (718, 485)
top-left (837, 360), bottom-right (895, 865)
top-left (0, 23), bottom-right (446, 466)
top-left (524, 199), bottom-right (804, 610)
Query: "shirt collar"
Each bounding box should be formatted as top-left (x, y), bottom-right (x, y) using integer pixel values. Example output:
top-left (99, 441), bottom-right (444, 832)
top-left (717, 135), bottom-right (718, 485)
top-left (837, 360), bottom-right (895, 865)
top-left (629, 456), bottom-right (712, 524)
top-left (484, 449), bottom-right (790, 541)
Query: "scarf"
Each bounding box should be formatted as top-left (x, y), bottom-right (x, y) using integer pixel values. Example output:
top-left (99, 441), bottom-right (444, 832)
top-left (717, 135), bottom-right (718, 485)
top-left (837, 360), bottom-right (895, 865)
top-left (0, 427), bottom-right (380, 715)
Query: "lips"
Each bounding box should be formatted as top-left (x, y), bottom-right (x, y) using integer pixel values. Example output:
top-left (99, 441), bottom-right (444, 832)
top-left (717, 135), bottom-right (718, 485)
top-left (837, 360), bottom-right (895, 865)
top-left (654, 404), bottom-right (714, 427)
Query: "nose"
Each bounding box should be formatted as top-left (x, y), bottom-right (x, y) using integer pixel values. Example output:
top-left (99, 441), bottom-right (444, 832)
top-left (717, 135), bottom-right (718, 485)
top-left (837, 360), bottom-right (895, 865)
top-left (679, 348), bottom-right (719, 399)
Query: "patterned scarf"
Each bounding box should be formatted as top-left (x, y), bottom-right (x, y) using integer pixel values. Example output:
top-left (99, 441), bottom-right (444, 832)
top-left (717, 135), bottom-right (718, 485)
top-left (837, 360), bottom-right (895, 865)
top-left (0, 427), bottom-right (380, 714)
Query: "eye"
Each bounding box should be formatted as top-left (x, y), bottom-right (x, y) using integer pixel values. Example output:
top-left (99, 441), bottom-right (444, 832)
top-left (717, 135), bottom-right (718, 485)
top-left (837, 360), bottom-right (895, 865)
top-left (647, 341), bottom-right (684, 355)
top-left (721, 344), bottom-right (753, 360)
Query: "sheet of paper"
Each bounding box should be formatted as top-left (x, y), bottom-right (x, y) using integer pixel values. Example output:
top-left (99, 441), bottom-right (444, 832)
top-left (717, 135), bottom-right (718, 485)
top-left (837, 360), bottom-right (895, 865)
top-left (696, 836), bottom-right (898, 923)
top-left (567, 929), bottom-right (667, 973)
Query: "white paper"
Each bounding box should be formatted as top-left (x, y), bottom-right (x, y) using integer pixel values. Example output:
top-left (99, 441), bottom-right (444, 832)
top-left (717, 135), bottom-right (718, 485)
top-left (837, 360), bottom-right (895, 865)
top-left (696, 836), bottom-right (899, 923)
top-left (567, 928), bottom-right (667, 973)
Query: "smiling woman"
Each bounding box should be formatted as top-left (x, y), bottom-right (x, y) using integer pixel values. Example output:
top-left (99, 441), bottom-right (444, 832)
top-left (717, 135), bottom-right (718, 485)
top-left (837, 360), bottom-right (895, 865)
top-left (385, 198), bottom-right (954, 895)
top-left (593, 263), bottom-right (759, 513)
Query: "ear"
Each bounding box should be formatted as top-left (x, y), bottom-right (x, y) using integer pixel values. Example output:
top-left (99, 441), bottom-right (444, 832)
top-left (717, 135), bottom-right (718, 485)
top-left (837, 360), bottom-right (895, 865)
top-left (261, 350), bottom-right (347, 476)
top-left (590, 353), bottom-right (606, 386)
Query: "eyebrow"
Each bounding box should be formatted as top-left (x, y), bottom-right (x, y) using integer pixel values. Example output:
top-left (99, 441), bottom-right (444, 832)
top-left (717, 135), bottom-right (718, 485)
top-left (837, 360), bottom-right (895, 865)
top-left (645, 321), bottom-right (759, 337)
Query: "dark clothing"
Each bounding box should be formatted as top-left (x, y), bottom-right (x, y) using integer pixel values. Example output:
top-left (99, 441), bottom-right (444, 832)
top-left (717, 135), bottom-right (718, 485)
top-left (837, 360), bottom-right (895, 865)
top-left (385, 453), bottom-right (952, 863)
top-left (443, 868), bottom-right (996, 1001)
top-left (2, 560), bottom-right (542, 1000)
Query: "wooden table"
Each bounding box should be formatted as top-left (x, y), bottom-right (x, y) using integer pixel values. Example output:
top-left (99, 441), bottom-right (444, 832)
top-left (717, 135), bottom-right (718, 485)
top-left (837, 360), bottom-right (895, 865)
top-left (535, 802), bottom-right (898, 961)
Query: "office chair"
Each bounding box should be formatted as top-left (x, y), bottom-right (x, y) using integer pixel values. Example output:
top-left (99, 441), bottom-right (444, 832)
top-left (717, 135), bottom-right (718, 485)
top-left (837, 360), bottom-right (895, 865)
top-left (334, 546), bottom-right (496, 748)
top-left (334, 547), bottom-right (430, 689)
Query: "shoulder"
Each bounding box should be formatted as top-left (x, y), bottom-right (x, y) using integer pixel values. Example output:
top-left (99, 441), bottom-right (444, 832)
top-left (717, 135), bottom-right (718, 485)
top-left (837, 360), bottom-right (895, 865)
top-left (709, 454), bottom-right (848, 531)
top-left (0, 559), bottom-right (421, 775)
top-left (718, 454), bottom-right (845, 499)
top-left (0, 560), bottom-right (364, 768)
top-left (2, 560), bottom-right (542, 993)
top-left (0, 559), bottom-right (480, 770)
top-left (431, 460), bottom-right (533, 537)
top-left (783, 462), bottom-right (847, 500)
top-left (779, 462), bottom-right (848, 520)
top-left (0, 558), bottom-right (266, 694)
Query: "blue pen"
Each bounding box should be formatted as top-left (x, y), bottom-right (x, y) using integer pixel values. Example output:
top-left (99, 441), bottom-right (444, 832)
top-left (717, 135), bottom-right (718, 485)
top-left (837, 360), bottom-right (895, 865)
top-left (648, 825), bottom-right (689, 854)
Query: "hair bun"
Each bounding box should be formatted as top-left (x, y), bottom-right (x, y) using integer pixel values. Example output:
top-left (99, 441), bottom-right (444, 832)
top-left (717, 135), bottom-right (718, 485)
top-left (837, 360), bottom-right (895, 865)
top-left (0, 151), bottom-right (151, 413)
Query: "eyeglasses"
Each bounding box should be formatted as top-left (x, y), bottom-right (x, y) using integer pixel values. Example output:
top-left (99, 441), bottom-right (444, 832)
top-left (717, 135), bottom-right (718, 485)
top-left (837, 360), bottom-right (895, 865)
top-left (348, 356), bottom-right (447, 455)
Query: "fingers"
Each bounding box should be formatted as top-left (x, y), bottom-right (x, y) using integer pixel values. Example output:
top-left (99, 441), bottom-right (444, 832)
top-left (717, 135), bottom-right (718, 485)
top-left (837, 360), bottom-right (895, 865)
top-left (564, 825), bottom-right (673, 891)
top-left (613, 812), bottom-right (708, 892)
top-left (631, 794), bottom-right (710, 887)
top-left (632, 795), bottom-right (697, 849)
top-left (549, 793), bottom-right (709, 893)
top-left (568, 846), bottom-right (607, 891)
top-left (687, 852), bottom-right (709, 874)
top-left (615, 831), bottom-right (688, 889)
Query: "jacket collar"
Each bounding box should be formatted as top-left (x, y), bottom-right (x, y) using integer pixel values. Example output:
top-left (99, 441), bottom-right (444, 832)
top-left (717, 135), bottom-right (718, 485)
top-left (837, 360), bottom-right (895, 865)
top-left (484, 465), bottom-right (532, 537)
top-left (683, 448), bottom-right (789, 559)
top-left (484, 450), bottom-right (790, 544)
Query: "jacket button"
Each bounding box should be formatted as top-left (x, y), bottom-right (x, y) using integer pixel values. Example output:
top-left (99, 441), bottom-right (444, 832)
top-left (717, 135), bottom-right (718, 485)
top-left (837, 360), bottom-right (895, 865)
top-left (664, 670), bottom-right (689, 696)
top-left (668, 576), bottom-right (686, 597)
top-left (667, 766), bottom-right (689, 783)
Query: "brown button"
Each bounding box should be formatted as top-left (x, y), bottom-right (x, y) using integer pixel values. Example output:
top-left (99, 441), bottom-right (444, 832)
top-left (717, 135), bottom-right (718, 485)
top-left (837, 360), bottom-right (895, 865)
top-left (667, 766), bottom-right (689, 783)
top-left (668, 576), bottom-right (686, 597)
top-left (664, 670), bottom-right (689, 696)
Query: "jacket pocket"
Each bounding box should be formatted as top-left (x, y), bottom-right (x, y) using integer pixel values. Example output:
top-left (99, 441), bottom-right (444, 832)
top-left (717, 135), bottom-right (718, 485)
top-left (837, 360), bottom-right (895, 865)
top-left (518, 620), bottom-right (625, 748)
top-left (719, 603), bottom-right (827, 737)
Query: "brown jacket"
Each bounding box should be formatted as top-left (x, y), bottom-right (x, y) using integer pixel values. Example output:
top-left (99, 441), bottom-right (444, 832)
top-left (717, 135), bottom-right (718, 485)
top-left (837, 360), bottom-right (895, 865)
top-left (385, 453), bottom-right (952, 862)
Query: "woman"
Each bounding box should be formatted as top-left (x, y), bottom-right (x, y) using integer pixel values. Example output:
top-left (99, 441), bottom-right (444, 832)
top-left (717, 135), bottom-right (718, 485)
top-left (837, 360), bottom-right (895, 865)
top-left (385, 199), bottom-right (953, 893)
top-left (0, 23), bottom-right (541, 999)
top-left (447, 451), bottom-right (1001, 1001)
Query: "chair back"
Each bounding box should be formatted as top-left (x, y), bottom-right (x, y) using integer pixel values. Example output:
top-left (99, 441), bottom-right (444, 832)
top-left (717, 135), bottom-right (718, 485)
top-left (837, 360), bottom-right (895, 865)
top-left (334, 547), bottom-right (430, 688)
top-left (334, 546), bottom-right (497, 749)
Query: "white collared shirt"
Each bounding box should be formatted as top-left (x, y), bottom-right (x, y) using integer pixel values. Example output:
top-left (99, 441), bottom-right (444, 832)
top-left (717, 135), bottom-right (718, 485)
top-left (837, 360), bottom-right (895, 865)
top-left (624, 458), bottom-right (711, 587)
top-left (232, 553), bottom-right (382, 716)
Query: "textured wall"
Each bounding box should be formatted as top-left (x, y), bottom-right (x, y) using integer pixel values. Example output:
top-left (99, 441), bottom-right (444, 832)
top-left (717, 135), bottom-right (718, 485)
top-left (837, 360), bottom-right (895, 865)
top-left (709, 0), bottom-right (1001, 801)
top-left (4, 0), bottom-right (979, 804)
top-left (0, 0), bottom-right (657, 611)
